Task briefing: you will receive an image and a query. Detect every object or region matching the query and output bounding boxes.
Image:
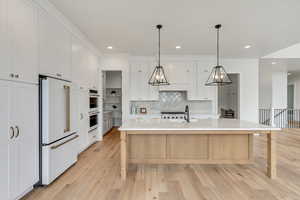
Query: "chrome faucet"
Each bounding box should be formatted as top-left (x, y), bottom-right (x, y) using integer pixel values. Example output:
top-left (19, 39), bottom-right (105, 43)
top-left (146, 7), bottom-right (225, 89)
top-left (184, 105), bottom-right (190, 123)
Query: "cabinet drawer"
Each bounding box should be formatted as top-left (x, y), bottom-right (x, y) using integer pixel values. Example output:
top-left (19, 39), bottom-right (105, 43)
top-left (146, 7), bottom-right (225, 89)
top-left (89, 130), bottom-right (97, 144)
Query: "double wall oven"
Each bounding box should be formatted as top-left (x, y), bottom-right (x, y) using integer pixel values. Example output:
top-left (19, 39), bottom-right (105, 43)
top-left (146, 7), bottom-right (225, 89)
top-left (89, 89), bottom-right (99, 132)
top-left (89, 89), bottom-right (99, 112)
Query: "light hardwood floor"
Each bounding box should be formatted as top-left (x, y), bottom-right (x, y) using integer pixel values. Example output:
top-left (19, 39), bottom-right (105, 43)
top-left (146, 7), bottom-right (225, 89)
top-left (23, 128), bottom-right (300, 200)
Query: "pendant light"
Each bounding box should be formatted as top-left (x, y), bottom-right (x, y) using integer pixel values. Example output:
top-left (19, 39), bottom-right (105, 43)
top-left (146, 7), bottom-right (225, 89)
top-left (205, 24), bottom-right (232, 86)
top-left (148, 24), bottom-right (170, 86)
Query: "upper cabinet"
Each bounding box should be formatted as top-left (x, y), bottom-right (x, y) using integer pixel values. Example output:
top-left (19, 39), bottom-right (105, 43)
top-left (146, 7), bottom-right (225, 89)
top-left (129, 59), bottom-right (217, 101)
top-left (0, 0), bottom-right (38, 84)
top-left (159, 61), bottom-right (195, 91)
top-left (38, 8), bottom-right (71, 81)
top-left (188, 61), bottom-right (216, 100)
top-left (0, 0), bottom-right (10, 82)
top-left (130, 62), bottom-right (159, 101)
top-left (86, 50), bottom-right (99, 90)
top-left (71, 36), bottom-right (86, 87)
top-left (71, 36), bottom-right (99, 89)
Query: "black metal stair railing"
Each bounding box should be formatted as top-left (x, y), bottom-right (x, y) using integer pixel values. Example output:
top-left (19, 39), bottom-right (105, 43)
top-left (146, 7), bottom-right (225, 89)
top-left (259, 109), bottom-right (272, 126)
top-left (259, 109), bottom-right (300, 128)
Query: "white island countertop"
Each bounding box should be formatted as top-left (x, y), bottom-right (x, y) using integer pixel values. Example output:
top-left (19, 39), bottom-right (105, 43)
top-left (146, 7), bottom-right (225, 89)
top-left (119, 118), bottom-right (281, 131)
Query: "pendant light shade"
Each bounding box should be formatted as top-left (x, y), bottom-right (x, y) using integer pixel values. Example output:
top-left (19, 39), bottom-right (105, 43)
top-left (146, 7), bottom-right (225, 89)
top-left (205, 24), bottom-right (232, 86)
top-left (148, 25), bottom-right (170, 86)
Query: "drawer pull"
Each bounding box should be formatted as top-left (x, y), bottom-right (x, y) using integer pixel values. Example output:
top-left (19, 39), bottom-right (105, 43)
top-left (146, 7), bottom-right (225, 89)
top-left (51, 135), bottom-right (79, 149)
top-left (9, 127), bottom-right (14, 139)
top-left (15, 126), bottom-right (20, 138)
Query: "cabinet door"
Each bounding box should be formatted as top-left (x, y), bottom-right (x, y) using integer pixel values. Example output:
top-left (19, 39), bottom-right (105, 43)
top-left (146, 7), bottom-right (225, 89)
top-left (163, 62), bottom-right (191, 85)
top-left (187, 63), bottom-right (198, 100)
top-left (130, 63), bottom-right (148, 100)
top-left (0, 0), bottom-right (11, 81)
top-left (8, 0), bottom-right (38, 84)
top-left (86, 51), bottom-right (98, 89)
top-left (71, 36), bottom-right (85, 88)
top-left (197, 61), bottom-right (216, 100)
top-left (13, 83), bottom-right (38, 196)
top-left (78, 88), bottom-right (89, 152)
top-left (148, 62), bottom-right (159, 100)
top-left (0, 81), bottom-right (10, 200)
top-left (38, 8), bottom-right (71, 80)
top-left (90, 54), bottom-right (99, 90)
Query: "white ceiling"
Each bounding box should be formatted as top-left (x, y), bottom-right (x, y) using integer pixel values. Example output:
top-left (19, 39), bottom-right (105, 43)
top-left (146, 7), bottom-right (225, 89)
top-left (49, 0), bottom-right (300, 58)
top-left (260, 58), bottom-right (300, 73)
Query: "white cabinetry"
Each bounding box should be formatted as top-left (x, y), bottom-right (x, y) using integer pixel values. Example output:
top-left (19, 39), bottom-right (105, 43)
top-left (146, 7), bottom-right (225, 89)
top-left (103, 111), bottom-right (113, 134)
top-left (71, 36), bottom-right (86, 88)
top-left (0, 0), bottom-right (38, 84)
top-left (188, 61), bottom-right (216, 100)
top-left (0, 81), bottom-right (38, 200)
top-left (130, 62), bottom-right (158, 101)
top-left (0, 81), bottom-right (10, 200)
top-left (77, 88), bottom-right (89, 153)
top-left (38, 8), bottom-right (71, 80)
top-left (71, 36), bottom-right (98, 89)
top-left (159, 62), bottom-right (195, 91)
top-left (86, 50), bottom-right (99, 89)
top-left (0, 0), bottom-right (9, 81)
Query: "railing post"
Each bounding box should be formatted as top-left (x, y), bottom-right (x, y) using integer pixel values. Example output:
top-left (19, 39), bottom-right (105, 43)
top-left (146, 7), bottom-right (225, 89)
top-left (271, 108), bottom-right (276, 127)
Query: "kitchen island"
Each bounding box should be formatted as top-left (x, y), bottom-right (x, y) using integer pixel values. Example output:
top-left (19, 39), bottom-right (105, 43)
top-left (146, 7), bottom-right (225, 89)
top-left (119, 118), bottom-right (281, 180)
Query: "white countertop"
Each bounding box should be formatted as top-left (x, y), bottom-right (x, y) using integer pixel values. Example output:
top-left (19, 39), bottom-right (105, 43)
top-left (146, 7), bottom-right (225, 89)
top-left (119, 118), bottom-right (281, 131)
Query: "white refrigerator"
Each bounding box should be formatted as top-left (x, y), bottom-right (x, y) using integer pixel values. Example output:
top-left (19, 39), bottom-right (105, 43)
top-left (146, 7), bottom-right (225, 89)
top-left (40, 76), bottom-right (79, 185)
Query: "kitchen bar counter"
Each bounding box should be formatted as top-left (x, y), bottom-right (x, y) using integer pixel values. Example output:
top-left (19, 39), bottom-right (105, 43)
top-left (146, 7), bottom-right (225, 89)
top-left (119, 119), bottom-right (280, 180)
top-left (119, 118), bottom-right (280, 131)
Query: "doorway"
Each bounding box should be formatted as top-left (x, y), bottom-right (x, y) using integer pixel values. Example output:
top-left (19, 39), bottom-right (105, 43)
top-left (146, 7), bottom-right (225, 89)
top-left (102, 71), bottom-right (122, 135)
top-left (218, 74), bottom-right (240, 119)
top-left (287, 84), bottom-right (294, 109)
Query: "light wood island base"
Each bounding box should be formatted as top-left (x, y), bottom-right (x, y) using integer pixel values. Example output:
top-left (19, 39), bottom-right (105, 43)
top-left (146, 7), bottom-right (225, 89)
top-left (121, 130), bottom-right (277, 180)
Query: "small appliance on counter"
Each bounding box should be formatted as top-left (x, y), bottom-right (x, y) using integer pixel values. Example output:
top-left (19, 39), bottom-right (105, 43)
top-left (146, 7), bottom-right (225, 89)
top-left (140, 107), bottom-right (147, 114)
top-left (39, 76), bottom-right (79, 185)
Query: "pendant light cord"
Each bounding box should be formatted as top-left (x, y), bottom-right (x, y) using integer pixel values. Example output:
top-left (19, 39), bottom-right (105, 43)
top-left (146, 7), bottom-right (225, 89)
top-left (158, 26), bottom-right (161, 67)
top-left (217, 26), bottom-right (219, 66)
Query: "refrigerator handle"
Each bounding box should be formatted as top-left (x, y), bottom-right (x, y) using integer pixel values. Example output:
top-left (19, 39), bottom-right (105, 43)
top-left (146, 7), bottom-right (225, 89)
top-left (50, 135), bottom-right (79, 149)
top-left (64, 85), bottom-right (71, 133)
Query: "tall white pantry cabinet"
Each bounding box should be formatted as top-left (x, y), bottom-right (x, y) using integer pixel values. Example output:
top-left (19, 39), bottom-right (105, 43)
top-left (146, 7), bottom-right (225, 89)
top-left (0, 0), bottom-right (39, 199)
top-left (0, 81), bottom-right (39, 200)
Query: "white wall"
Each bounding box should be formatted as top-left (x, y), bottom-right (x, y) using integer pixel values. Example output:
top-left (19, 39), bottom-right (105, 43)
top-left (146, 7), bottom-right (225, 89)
top-left (289, 74), bottom-right (300, 109)
top-left (259, 60), bottom-right (289, 110)
top-left (222, 59), bottom-right (259, 122)
top-left (272, 72), bottom-right (288, 109)
top-left (259, 61), bottom-right (273, 109)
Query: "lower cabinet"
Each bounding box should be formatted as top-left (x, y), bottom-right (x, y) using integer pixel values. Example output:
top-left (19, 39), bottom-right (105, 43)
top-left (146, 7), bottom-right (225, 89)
top-left (103, 112), bottom-right (113, 135)
top-left (88, 130), bottom-right (98, 145)
top-left (0, 80), bottom-right (38, 200)
top-left (77, 87), bottom-right (89, 153)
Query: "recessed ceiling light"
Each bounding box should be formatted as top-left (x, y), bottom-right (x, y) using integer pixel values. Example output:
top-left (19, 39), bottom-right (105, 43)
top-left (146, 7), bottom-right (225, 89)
top-left (176, 46), bottom-right (181, 49)
top-left (271, 62), bottom-right (277, 65)
top-left (107, 46), bottom-right (113, 49)
top-left (244, 45), bottom-right (251, 49)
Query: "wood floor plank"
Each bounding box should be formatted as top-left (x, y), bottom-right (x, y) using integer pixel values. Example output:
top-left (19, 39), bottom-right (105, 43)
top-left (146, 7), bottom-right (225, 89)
top-left (22, 128), bottom-right (300, 200)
